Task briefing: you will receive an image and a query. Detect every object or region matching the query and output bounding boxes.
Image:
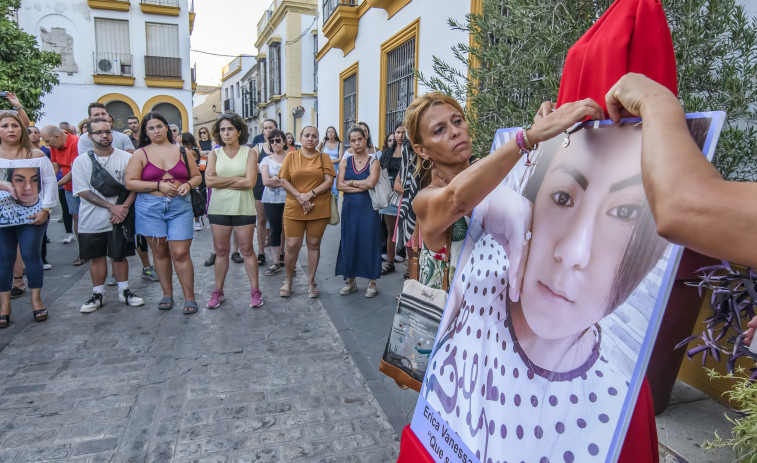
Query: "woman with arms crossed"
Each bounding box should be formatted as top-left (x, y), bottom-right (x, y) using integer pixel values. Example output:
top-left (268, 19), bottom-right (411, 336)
top-left (204, 113), bottom-right (262, 309)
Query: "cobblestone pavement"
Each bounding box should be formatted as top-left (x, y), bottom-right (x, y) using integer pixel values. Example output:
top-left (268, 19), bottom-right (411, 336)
top-left (0, 210), bottom-right (400, 462)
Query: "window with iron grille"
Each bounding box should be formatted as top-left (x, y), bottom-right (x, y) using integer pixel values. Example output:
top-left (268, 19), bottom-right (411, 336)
top-left (258, 59), bottom-right (267, 101)
top-left (269, 43), bottom-right (281, 96)
top-left (242, 87), bottom-right (250, 119)
top-left (94, 19), bottom-right (132, 76)
top-left (342, 72), bottom-right (357, 147)
top-left (251, 80), bottom-right (259, 118)
top-left (145, 22), bottom-right (180, 78)
top-left (313, 33), bottom-right (318, 93)
top-left (385, 38), bottom-right (415, 137)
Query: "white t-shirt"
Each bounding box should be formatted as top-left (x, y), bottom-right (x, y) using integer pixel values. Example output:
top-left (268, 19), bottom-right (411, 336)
top-left (259, 156), bottom-right (285, 204)
top-left (72, 148), bottom-right (132, 233)
top-left (77, 131), bottom-right (135, 155)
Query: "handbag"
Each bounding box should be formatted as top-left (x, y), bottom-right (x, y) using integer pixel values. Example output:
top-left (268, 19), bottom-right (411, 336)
top-left (368, 159), bottom-right (392, 210)
top-left (88, 151), bottom-right (135, 259)
top-left (180, 147), bottom-right (206, 218)
top-left (319, 153), bottom-right (340, 225)
top-left (379, 230), bottom-right (452, 391)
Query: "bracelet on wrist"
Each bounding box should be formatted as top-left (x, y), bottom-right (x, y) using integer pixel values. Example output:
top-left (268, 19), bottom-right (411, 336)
top-left (516, 126), bottom-right (538, 166)
top-left (157, 180), bottom-right (161, 192)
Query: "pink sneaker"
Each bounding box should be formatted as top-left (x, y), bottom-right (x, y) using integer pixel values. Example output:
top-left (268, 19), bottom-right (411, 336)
top-left (250, 288), bottom-right (263, 308)
top-left (207, 289), bottom-right (224, 309)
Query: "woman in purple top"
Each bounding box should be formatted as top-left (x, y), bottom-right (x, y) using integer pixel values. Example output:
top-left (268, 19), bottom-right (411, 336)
top-left (125, 112), bottom-right (202, 314)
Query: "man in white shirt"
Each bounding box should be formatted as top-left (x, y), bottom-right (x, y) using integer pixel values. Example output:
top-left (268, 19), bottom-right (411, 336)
top-left (72, 118), bottom-right (144, 312)
top-left (77, 103), bottom-right (135, 155)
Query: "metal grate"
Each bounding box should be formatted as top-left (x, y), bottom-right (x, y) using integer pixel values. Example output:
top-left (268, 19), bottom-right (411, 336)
top-left (342, 73), bottom-right (357, 147)
top-left (141, 0), bottom-right (180, 6)
top-left (385, 38), bottom-right (415, 137)
top-left (323, 0), bottom-right (356, 25)
top-left (145, 56), bottom-right (181, 78)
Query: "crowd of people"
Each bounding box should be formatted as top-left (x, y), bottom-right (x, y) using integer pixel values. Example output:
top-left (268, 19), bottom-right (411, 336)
top-left (0, 97), bottom-right (422, 325)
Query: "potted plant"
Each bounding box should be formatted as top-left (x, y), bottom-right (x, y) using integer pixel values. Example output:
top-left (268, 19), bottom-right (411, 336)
top-left (676, 261), bottom-right (757, 461)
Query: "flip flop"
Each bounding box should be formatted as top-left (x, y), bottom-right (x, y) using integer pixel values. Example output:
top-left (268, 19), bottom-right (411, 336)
top-left (183, 300), bottom-right (198, 315)
top-left (158, 297), bottom-right (174, 311)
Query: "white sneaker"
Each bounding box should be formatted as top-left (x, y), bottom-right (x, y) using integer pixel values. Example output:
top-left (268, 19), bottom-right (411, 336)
top-left (194, 221), bottom-right (202, 231)
top-left (381, 254), bottom-right (388, 261)
top-left (119, 289), bottom-right (144, 307)
top-left (42, 262), bottom-right (52, 270)
top-left (80, 293), bottom-right (104, 313)
top-left (105, 276), bottom-right (117, 286)
top-left (394, 255), bottom-right (405, 262)
top-left (62, 233), bottom-right (75, 244)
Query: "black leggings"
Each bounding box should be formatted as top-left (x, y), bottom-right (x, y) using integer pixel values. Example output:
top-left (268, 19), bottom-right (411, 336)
top-left (58, 188), bottom-right (73, 234)
top-left (263, 202), bottom-right (285, 247)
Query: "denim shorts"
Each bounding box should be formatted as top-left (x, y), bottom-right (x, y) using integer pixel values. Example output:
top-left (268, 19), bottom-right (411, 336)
top-left (65, 190), bottom-right (80, 215)
top-left (135, 193), bottom-right (194, 241)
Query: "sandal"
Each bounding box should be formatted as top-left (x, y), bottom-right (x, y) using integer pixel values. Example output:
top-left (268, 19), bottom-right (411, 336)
top-left (279, 282), bottom-right (292, 298)
top-left (381, 263), bottom-right (395, 275)
top-left (0, 314), bottom-right (9, 329)
top-left (10, 276), bottom-right (25, 299)
top-left (257, 253), bottom-right (266, 265)
top-left (265, 263), bottom-right (281, 276)
top-left (33, 308), bottom-right (48, 322)
top-left (183, 300), bottom-right (198, 315)
top-left (158, 297), bottom-right (174, 311)
top-left (72, 256), bottom-right (88, 266)
top-left (308, 282), bottom-right (319, 298)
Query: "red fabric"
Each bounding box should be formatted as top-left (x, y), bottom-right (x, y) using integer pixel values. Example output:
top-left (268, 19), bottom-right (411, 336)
top-left (397, 426), bottom-right (435, 463)
top-left (49, 133), bottom-right (79, 191)
top-left (556, 0), bottom-right (678, 114)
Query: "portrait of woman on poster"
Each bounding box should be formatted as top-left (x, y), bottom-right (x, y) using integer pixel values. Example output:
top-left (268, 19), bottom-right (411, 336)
top-left (0, 167), bottom-right (44, 225)
top-left (421, 122), bottom-right (668, 462)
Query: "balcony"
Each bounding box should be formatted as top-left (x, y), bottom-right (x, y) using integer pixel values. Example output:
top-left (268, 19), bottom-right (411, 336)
top-left (323, 0), bottom-right (356, 25)
top-left (365, 0), bottom-right (411, 19)
top-left (92, 52), bottom-right (135, 86)
top-left (322, 0), bottom-right (360, 56)
top-left (140, 0), bottom-right (180, 16)
top-left (191, 63), bottom-right (197, 91)
top-left (221, 56), bottom-right (242, 82)
top-left (189, 0), bottom-right (195, 34)
top-left (87, 0), bottom-right (131, 11)
top-left (144, 56), bottom-right (183, 88)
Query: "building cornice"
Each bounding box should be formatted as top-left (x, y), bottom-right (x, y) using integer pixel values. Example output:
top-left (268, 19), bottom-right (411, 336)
top-left (93, 75), bottom-right (135, 86)
top-left (145, 77), bottom-right (184, 88)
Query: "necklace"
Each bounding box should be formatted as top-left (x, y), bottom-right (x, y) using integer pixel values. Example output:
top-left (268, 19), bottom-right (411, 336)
top-left (436, 173), bottom-right (452, 185)
top-left (96, 153), bottom-right (113, 169)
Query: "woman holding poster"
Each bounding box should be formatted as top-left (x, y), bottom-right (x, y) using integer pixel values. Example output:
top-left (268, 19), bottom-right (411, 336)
top-left (0, 111), bottom-right (57, 328)
top-left (406, 92), bottom-right (671, 462)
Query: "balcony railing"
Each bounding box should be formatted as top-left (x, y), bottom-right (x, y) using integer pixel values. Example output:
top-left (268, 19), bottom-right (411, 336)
top-left (140, 0), bottom-right (179, 6)
top-left (93, 52), bottom-right (133, 76)
top-left (323, 0), bottom-right (356, 25)
top-left (144, 56), bottom-right (182, 78)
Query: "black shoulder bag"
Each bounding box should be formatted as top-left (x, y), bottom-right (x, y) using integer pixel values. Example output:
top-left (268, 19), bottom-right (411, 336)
top-left (180, 147), bottom-right (206, 217)
top-left (88, 151), bottom-right (135, 259)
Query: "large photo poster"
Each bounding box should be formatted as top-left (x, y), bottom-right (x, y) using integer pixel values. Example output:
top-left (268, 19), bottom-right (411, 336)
top-left (409, 113), bottom-right (725, 463)
top-left (0, 166), bottom-right (44, 226)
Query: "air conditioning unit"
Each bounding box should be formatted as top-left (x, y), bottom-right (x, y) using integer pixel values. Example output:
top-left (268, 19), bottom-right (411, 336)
top-left (97, 58), bottom-right (122, 76)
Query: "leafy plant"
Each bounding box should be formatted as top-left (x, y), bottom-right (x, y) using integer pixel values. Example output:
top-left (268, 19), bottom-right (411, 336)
top-left (0, 0), bottom-right (61, 121)
top-left (700, 367), bottom-right (757, 462)
top-left (674, 262), bottom-right (757, 377)
top-left (418, 0), bottom-right (757, 180)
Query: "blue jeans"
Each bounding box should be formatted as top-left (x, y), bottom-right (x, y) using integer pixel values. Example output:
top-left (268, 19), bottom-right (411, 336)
top-left (0, 221), bottom-right (49, 292)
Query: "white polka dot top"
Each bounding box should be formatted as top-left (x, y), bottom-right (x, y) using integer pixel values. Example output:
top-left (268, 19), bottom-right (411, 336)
top-left (423, 233), bottom-right (628, 463)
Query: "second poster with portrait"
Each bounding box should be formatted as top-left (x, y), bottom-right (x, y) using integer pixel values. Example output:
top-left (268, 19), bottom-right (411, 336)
top-left (409, 113), bottom-right (725, 463)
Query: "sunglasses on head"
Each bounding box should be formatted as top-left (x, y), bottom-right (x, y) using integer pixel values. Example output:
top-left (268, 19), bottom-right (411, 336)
top-left (0, 110), bottom-right (19, 117)
top-left (216, 111), bottom-right (236, 120)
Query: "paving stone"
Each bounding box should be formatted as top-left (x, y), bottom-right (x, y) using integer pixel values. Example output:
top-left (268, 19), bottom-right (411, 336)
top-left (0, 225), bottom-right (399, 462)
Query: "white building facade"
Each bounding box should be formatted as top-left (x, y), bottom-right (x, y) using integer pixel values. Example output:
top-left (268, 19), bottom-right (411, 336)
top-left (255, 0), bottom-right (318, 140)
top-left (316, 0), bottom-right (474, 146)
top-left (18, 0), bottom-right (195, 133)
top-left (220, 55), bottom-right (256, 119)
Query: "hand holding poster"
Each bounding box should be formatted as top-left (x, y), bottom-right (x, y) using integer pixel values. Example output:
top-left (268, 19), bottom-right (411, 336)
top-left (410, 113), bottom-right (725, 463)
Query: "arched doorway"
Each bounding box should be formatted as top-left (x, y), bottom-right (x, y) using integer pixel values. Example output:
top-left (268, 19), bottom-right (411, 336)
top-left (151, 102), bottom-right (182, 131)
top-left (105, 100), bottom-right (134, 132)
